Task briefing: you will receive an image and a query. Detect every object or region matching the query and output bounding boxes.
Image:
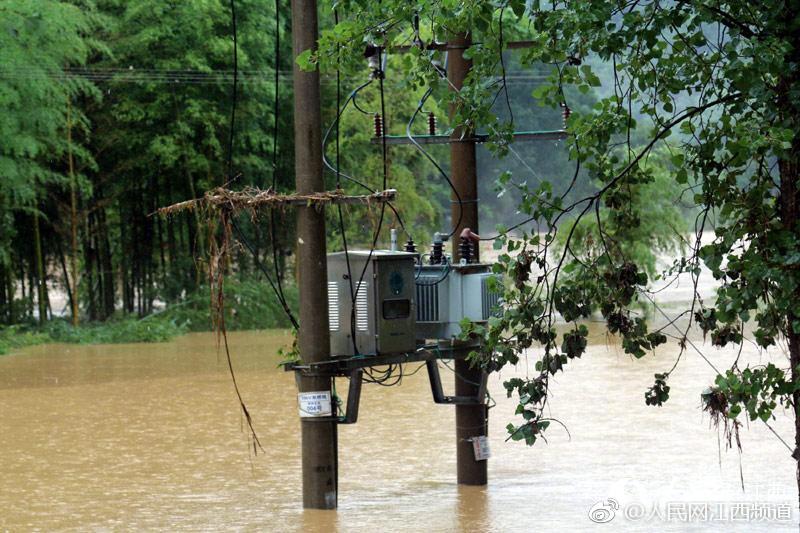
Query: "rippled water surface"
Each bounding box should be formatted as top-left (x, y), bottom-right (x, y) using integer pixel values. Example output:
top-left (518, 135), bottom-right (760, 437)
top-left (1, 299), bottom-right (797, 531)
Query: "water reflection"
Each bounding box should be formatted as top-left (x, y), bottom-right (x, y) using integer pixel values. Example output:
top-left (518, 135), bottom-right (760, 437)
top-left (457, 486), bottom-right (489, 532)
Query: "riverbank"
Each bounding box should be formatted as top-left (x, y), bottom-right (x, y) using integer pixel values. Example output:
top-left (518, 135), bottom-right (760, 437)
top-left (0, 280), bottom-right (298, 355)
top-left (0, 318), bottom-right (185, 355)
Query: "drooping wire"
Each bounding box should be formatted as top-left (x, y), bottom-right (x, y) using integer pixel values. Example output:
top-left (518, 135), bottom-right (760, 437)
top-left (415, 256), bottom-right (451, 285)
top-left (231, 217), bottom-right (300, 330)
top-left (407, 85), bottom-right (463, 238)
top-left (226, 0), bottom-right (238, 181)
top-left (320, 79), bottom-right (410, 237)
top-left (347, 44), bottom-right (389, 357)
top-left (333, 9), bottom-right (358, 357)
top-left (219, 0), bottom-right (263, 454)
top-left (267, 0), bottom-right (290, 320)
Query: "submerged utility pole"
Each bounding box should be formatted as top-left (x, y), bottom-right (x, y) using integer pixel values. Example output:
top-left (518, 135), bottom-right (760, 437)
top-left (291, 0), bottom-right (338, 509)
top-left (448, 32), bottom-right (489, 485)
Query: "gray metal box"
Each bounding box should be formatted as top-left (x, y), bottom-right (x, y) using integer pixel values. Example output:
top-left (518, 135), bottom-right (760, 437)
top-left (415, 263), bottom-right (502, 340)
top-left (327, 250), bottom-right (417, 357)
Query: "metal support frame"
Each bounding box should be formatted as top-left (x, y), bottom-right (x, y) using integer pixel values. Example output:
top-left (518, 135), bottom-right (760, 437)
top-left (426, 359), bottom-right (488, 405)
top-left (286, 346), bottom-right (488, 426)
top-left (298, 370), bottom-right (363, 424)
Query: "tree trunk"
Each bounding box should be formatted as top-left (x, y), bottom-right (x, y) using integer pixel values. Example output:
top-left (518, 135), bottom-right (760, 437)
top-left (119, 204), bottom-right (133, 314)
top-left (84, 211), bottom-right (97, 321)
top-left (779, 155), bottom-right (800, 511)
top-left (67, 101), bottom-right (80, 326)
top-left (56, 239), bottom-right (75, 320)
top-left (32, 212), bottom-right (47, 324)
top-left (103, 210), bottom-right (115, 318)
top-left (0, 264), bottom-right (7, 324)
top-left (18, 257), bottom-right (26, 317)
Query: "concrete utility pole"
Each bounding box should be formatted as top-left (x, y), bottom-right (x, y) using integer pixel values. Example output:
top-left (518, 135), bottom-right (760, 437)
top-left (291, 0), bottom-right (338, 509)
top-left (448, 32), bottom-right (488, 485)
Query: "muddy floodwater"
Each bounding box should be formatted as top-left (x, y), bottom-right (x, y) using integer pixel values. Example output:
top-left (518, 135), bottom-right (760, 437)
top-left (1, 305), bottom-right (798, 530)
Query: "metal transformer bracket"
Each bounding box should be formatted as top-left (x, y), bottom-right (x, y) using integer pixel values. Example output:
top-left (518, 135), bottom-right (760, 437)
top-left (285, 345), bottom-right (489, 425)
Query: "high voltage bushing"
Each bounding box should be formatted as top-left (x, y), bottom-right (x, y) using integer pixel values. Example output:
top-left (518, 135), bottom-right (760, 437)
top-left (405, 238), bottom-right (417, 253)
top-left (373, 113), bottom-right (384, 138)
top-left (428, 112), bottom-right (437, 136)
top-left (459, 237), bottom-right (473, 264)
top-left (430, 233), bottom-right (445, 265)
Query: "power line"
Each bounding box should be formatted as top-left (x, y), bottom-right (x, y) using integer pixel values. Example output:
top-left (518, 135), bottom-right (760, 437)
top-left (268, 0), bottom-right (290, 320)
top-left (0, 67), bottom-right (549, 86)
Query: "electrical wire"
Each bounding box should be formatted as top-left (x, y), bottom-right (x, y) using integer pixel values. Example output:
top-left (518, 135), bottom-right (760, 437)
top-left (226, 0), bottom-right (238, 181)
top-left (320, 79), bottom-right (410, 237)
top-left (231, 217), bottom-right (300, 330)
top-left (333, 9), bottom-right (358, 358)
top-left (407, 85), bottom-right (463, 239)
top-left (267, 0), bottom-right (289, 319)
top-left (217, 0), bottom-right (264, 455)
top-left (415, 257), bottom-right (452, 286)
top-left (0, 67), bottom-right (548, 86)
top-left (345, 44), bottom-right (390, 357)
top-left (322, 79), bottom-right (376, 192)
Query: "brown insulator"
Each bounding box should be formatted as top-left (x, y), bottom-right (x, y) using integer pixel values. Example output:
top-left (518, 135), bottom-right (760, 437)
top-left (560, 102), bottom-right (571, 127)
top-left (459, 237), bottom-right (473, 264)
top-left (373, 113), bottom-right (383, 138)
top-left (427, 112), bottom-right (436, 135)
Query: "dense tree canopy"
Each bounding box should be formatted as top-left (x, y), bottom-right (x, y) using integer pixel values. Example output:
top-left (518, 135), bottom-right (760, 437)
top-left (0, 0), bottom-right (450, 326)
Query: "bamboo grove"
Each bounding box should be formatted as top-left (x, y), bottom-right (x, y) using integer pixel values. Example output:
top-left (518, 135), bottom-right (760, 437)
top-left (0, 0), bottom-right (455, 326)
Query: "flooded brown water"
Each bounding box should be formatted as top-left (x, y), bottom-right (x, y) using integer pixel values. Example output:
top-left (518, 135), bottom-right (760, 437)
top-left (1, 315), bottom-right (797, 530)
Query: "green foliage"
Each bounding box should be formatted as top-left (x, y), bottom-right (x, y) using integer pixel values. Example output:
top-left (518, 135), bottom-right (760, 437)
top-left (157, 280), bottom-right (298, 332)
top-left (0, 0), bottom-right (466, 329)
top-left (0, 326), bottom-right (51, 355)
top-left (0, 0), bottom-right (103, 264)
top-left (319, 1), bottom-right (800, 452)
top-left (43, 316), bottom-right (185, 344)
top-left (704, 365), bottom-right (800, 423)
top-left (555, 148), bottom-right (687, 278)
top-left (0, 317), bottom-right (183, 355)
top-left (0, 279), bottom-right (296, 354)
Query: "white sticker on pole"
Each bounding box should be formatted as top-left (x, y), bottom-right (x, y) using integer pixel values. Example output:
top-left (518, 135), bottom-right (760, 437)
top-left (298, 391), bottom-right (332, 418)
top-left (471, 435), bottom-right (490, 461)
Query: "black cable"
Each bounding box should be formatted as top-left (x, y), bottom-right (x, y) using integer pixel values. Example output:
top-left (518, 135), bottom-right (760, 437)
top-left (346, 44), bottom-right (391, 356)
top-left (322, 79), bottom-right (375, 192)
top-left (226, 0), bottom-right (238, 180)
top-left (271, 0), bottom-right (280, 192)
top-left (414, 257), bottom-right (452, 286)
top-left (231, 216), bottom-right (300, 330)
top-left (407, 86), bottom-right (463, 238)
top-left (352, 90), bottom-right (374, 115)
top-left (333, 9), bottom-right (358, 356)
top-left (220, 0), bottom-right (263, 455)
top-left (268, 0), bottom-right (289, 320)
top-left (320, 79), bottom-right (410, 237)
top-left (379, 47), bottom-right (388, 191)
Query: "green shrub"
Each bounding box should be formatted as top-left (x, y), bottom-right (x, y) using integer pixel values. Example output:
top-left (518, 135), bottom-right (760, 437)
top-left (0, 325), bottom-right (51, 355)
top-left (157, 280), bottom-right (298, 332)
top-left (0, 279), bottom-right (296, 354)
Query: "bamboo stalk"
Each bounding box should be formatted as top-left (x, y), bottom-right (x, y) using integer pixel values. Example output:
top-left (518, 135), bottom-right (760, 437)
top-left (67, 100), bottom-right (80, 326)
